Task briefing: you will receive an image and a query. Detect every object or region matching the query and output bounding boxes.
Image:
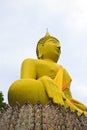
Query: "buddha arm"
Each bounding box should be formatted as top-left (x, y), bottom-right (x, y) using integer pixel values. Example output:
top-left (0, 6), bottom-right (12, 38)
top-left (21, 58), bottom-right (36, 79)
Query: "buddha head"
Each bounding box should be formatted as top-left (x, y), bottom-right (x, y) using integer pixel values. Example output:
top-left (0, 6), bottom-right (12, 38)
top-left (36, 32), bottom-right (61, 62)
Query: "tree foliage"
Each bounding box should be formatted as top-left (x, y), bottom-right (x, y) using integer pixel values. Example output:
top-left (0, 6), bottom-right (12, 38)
top-left (0, 91), bottom-right (7, 112)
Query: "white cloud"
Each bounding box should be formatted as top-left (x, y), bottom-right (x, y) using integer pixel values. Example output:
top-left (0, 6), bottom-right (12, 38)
top-left (64, 0), bottom-right (87, 31)
top-left (71, 83), bottom-right (87, 105)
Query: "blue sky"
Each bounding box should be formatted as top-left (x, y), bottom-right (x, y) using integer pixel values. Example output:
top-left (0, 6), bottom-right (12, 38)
top-left (0, 0), bottom-right (87, 105)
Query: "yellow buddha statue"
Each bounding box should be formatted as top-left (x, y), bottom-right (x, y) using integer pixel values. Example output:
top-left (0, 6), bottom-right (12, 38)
top-left (8, 32), bottom-right (87, 116)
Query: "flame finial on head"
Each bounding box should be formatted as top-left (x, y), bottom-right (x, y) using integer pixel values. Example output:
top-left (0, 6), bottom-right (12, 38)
top-left (45, 28), bottom-right (50, 37)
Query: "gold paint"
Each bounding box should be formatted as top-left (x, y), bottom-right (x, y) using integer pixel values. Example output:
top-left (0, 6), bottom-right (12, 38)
top-left (8, 32), bottom-right (87, 117)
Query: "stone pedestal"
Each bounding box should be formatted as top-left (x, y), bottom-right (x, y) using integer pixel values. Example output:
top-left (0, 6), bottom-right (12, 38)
top-left (0, 102), bottom-right (87, 130)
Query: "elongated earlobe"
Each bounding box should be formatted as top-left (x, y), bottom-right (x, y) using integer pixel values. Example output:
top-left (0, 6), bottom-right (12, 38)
top-left (38, 51), bottom-right (43, 59)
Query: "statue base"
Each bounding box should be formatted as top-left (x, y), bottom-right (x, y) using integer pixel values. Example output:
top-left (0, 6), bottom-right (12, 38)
top-left (0, 102), bottom-right (87, 130)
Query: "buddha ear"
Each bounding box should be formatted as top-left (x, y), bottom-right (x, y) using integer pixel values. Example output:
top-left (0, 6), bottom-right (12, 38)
top-left (38, 52), bottom-right (43, 59)
top-left (37, 44), bottom-right (44, 59)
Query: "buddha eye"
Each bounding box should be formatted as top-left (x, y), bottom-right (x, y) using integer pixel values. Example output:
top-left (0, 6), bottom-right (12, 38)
top-left (57, 46), bottom-right (61, 50)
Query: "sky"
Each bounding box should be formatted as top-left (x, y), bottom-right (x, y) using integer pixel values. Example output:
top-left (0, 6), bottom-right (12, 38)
top-left (0, 0), bottom-right (87, 105)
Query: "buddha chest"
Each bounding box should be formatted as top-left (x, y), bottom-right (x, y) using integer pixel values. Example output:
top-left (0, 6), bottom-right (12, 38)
top-left (36, 59), bottom-right (59, 79)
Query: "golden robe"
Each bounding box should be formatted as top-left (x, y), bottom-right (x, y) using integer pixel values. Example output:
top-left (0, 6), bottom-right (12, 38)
top-left (42, 65), bottom-right (87, 116)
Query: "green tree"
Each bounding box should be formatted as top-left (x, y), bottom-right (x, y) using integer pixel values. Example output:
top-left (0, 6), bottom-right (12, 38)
top-left (0, 91), bottom-right (7, 112)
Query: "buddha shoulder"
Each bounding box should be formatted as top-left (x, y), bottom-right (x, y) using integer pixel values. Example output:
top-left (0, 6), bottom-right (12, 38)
top-left (22, 58), bottom-right (37, 67)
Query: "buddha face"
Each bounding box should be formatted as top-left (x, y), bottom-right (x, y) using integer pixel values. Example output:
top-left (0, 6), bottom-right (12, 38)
top-left (37, 38), bottom-right (61, 62)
